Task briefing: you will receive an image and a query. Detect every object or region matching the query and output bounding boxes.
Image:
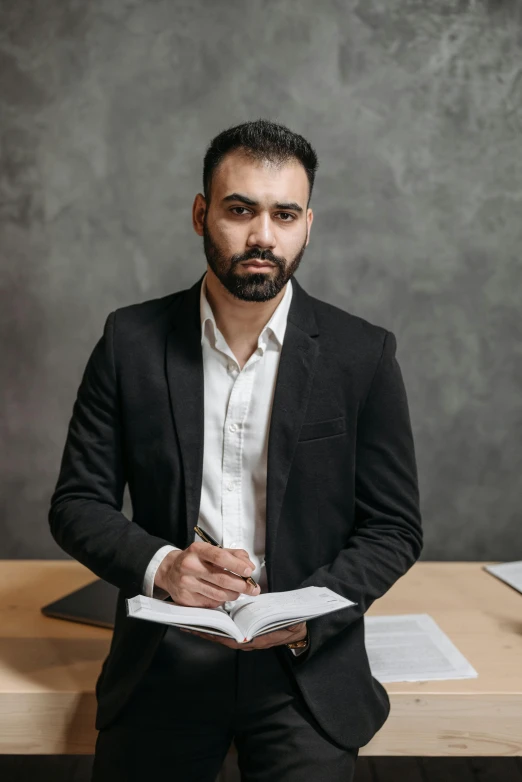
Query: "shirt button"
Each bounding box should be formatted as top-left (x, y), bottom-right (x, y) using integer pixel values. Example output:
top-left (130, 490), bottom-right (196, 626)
top-left (228, 363), bottom-right (235, 371)
top-left (229, 423), bottom-right (238, 433)
top-left (226, 482), bottom-right (234, 492)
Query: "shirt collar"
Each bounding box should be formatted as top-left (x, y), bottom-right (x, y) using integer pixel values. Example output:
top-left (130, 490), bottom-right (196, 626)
top-left (200, 271), bottom-right (293, 350)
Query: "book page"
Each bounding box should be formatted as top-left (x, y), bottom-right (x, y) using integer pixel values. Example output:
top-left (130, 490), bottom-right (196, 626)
top-left (364, 614), bottom-right (478, 683)
top-left (229, 586), bottom-right (356, 640)
top-left (126, 595), bottom-right (243, 641)
top-left (484, 561), bottom-right (522, 594)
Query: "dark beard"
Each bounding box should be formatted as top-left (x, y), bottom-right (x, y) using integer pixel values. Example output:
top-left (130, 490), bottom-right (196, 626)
top-left (202, 216), bottom-right (307, 302)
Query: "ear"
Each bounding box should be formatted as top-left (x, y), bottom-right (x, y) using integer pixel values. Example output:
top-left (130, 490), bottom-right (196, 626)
top-left (305, 208), bottom-right (313, 246)
top-left (192, 193), bottom-right (207, 236)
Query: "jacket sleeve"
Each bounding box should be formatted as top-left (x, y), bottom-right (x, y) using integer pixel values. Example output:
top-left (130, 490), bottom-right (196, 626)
top-left (48, 312), bottom-right (176, 597)
top-left (291, 330), bottom-right (423, 665)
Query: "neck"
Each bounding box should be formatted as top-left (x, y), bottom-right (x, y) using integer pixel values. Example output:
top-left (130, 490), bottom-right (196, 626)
top-left (204, 266), bottom-right (287, 346)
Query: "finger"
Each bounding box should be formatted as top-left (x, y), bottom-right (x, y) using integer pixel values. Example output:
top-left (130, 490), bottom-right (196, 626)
top-left (282, 623), bottom-right (307, 641)
top-left (184, 546), bottom-right (260, 595)
top-left (193, 577), bottom-right (243, 603)
top-left (190, 575), bottom-right (258, 605)
top-left (287, 622), bottom-right (306, 634)
top-left (225, 548), bottom-right (251, 560)
top-left (179, 558), bottom-right (260, 602)
top-left (249, 625), bottom-right (307, 649)
top-left (196, 542), bottom-right (256, 575)
top-left (198, 563), bottom-right (261, 596)
top-left (251, 623), bottom-right (305, 642)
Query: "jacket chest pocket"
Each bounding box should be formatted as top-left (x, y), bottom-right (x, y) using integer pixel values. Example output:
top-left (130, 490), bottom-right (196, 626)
top-left (297, 415), bottom-right (346, 442)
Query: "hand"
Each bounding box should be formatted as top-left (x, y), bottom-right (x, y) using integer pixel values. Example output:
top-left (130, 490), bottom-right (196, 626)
top-left (179, 621), bottom-right (308, 651)
top-left (154, 541), bottom-right (261, 608)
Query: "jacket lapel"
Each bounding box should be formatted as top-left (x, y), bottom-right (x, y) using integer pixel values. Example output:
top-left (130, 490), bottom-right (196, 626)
top-left (165, 274), bottom-right (206, 549)
top-left (165, 273), bottom-right (320, 577)
top-left (264, 279), bottom-right (319, 589)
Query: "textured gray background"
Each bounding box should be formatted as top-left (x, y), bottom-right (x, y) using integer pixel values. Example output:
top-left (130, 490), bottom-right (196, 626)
top-left (1, 0), bottom-right (521, 564)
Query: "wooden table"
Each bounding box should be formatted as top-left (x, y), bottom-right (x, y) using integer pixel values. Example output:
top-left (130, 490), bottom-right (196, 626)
top-left (0, 561), bottom-right (520, 756)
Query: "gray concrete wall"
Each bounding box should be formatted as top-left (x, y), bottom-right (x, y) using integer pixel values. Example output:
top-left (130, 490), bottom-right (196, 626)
top-left (1, 0), bottom-right (521, 561)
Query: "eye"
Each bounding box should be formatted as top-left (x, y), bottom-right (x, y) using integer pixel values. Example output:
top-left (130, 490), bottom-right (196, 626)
top-left (229, 207), bottom-right (296, 222)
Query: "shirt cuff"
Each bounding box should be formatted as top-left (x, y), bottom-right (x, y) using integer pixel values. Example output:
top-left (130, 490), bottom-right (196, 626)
top-left (291, 644), bottom-right (308, 656)
top-left (142, 545), bottom-right (180, 600)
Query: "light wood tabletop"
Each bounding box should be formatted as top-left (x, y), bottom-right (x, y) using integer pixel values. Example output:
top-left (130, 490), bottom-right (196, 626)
top-left (0, 560), bottom-right (520, 756)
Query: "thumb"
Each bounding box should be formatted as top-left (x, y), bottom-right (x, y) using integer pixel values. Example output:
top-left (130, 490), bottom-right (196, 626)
top-left (289, 622), bottom-right (306, 633)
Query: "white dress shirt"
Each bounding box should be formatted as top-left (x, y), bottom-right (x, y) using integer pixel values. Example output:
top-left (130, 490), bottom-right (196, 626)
top-left (142, 272), bottom-right (305, 654)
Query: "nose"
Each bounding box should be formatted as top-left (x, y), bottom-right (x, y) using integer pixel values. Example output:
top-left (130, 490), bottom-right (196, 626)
top-left (247, 213), bottom-right (276, 249)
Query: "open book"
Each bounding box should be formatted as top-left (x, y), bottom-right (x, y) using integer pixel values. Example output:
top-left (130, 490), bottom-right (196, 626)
top-left (126, 586), bottom-right (357, 643)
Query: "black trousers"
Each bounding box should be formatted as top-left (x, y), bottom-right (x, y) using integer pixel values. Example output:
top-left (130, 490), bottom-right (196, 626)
top-left (91, 626), bottom-right (359, 782)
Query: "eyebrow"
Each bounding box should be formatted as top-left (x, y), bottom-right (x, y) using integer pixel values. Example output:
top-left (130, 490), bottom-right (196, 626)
top-left (221, 192), bottom-right (304, 214)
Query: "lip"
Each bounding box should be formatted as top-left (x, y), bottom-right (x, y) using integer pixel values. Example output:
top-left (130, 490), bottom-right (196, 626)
top-left (241, 261), bottom-right (275, 269)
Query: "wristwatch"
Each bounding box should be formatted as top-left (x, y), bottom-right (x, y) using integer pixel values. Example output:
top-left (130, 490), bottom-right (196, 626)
top-left (286, 628), bottom-right (309, 650)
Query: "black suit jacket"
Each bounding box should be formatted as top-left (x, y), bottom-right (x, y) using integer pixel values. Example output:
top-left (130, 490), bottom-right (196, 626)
top-left (49, 272), bottom-right (423, 749)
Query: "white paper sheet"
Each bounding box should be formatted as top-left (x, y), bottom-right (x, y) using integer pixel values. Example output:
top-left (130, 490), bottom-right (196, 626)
top-left (363, 613), bottom-right (478, 683)
top-left (483, 560), bottom-right (522, 594)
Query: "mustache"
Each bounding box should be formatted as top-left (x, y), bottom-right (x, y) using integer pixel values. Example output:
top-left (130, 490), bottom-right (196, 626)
top-left (235, 249), bottom-right (281, 265)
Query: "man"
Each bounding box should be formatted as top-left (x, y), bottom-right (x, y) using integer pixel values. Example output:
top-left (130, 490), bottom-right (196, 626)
top-left (49, 119), bottom-right (423, 781)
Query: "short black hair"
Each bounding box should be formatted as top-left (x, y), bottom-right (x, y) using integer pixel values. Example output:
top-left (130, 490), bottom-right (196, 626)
top-left (202, 118), bottom-right (319, 207)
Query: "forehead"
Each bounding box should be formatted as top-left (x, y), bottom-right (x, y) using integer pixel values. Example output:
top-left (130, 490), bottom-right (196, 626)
top-left (211, 150), bottom-right (309, 201)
